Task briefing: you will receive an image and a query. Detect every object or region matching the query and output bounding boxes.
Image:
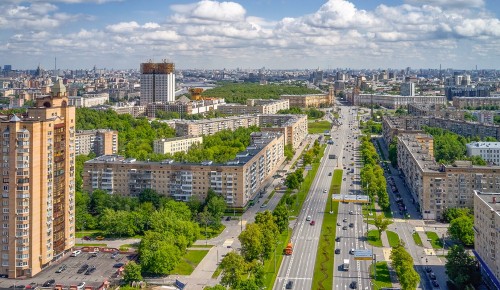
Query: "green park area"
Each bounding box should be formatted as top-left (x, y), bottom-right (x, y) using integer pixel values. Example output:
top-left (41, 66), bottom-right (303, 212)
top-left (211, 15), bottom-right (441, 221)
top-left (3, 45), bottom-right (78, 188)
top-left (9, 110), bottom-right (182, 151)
top-left (171, 250), bottom-right (209, 275)
top-left (426, 231), bottom-right (443, 249)
top-left (308, 120), bottom-right (332, 134)
top-left (371, 262), bottom-right (393, 289)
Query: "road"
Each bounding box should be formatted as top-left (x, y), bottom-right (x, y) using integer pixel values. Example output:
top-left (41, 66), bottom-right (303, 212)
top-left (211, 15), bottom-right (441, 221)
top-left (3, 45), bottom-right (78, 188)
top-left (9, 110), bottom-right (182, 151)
top-left (274, 104), bottom-right (370, 290)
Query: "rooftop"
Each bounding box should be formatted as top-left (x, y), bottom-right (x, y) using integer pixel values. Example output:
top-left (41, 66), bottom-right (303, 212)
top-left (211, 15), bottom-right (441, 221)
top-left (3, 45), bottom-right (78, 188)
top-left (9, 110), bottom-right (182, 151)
top-left (475, 191), bottom-right (500, 212)
top-left (467, 142), bottom-right (500, 149)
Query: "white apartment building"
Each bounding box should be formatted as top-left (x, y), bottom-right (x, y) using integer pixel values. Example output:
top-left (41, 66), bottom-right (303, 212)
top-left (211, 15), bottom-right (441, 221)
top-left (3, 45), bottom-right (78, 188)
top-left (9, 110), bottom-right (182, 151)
top-left (473, 191), bottom-right (500, 290)
top-left (153, 136), bottom-right (203, 155)
top-left (140, 62), bottom-right (175, 105)
top-left (466, 142), bottom-right (500, 165)
top-left (68, 93), bottom-right (109, 108)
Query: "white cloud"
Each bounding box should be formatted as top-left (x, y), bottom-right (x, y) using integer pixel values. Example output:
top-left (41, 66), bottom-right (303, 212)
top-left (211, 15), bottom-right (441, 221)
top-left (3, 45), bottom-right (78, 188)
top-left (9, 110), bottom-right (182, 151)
top-left (106, 21), bottom-right (141, 33)
top-left (405, 0), bottom-right (484, 8)
top-left (171, 0), bottom-right (246, 22)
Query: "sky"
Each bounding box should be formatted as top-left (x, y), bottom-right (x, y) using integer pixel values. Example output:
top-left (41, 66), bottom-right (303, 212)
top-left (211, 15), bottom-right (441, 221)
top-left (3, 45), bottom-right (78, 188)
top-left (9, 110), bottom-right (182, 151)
top-left (1, 0), bottom-right (500, 70)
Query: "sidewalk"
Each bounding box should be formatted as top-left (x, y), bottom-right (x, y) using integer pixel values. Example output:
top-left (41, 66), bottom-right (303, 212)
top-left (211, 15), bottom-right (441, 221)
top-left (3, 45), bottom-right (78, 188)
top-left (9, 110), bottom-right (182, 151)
top-left (380, 231), bottom-right (401, 289)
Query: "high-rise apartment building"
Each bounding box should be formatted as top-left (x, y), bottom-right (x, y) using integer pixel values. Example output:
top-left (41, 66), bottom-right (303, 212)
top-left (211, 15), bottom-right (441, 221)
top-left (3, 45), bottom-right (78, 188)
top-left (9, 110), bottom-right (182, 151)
top-left (75, 129), bottom-right (118, 156)
top-left (0, 79), bottom-right (75, 278)
top-left (140, 61), bottom-right (175, 105)
top-left (400, 82), bottom-right (415, 96)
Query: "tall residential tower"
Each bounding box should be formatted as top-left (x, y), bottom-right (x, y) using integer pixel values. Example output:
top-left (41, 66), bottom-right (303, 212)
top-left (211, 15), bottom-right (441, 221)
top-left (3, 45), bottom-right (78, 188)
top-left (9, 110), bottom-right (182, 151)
top-left (0, 79), bottom-right (75, 278)
top-left (140, 61), bottom-right (175, 105)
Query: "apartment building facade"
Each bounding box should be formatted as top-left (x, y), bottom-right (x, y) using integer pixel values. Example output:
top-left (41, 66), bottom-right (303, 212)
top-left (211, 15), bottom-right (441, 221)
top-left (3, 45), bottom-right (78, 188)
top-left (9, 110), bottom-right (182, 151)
top-left (68, 93), bottom-right (109, 108)
top-left (353, 94), bottom-right (447, 109)
top-left (397, 133), bottom-right (500, 220)
top-left (175, 115), bottom-right (260, 137)
top-left (217, 99), bottom-right (289, 115)
top-left (259, 114), bottom-right (308, 150)
top-left (467, 142), bottom-right (500, 165)
top-left (153, 136), bottom-right (203, 155)
top-left (0, 80), bottom-right (75, 278)
top-left (83, 132), bottom-right (285, 208)
top-left (473, 191), bottom-right (500, 290)
top-left (75, 129), bottom-right (118, 156)
top-left (140, 61), bottom-right (175, 105)
top-left (453, 96), bottom-right (500, 109)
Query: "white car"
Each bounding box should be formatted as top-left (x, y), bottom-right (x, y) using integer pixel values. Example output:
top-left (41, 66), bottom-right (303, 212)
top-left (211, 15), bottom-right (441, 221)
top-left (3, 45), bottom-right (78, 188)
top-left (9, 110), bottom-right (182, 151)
top-left (70, 250), bottom-right (81, 257)
top-left (77, 282), bottom-right (86, 289)
top-left (306, 215), bottom-right (311, 221)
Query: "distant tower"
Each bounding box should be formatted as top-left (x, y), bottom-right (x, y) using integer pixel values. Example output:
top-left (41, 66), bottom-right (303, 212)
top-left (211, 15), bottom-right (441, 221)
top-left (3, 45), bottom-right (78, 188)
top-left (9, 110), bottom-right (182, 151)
top-left (328, 84), bottom-right (335, 106)
top-left (140, 60), bottom-right (175, 105)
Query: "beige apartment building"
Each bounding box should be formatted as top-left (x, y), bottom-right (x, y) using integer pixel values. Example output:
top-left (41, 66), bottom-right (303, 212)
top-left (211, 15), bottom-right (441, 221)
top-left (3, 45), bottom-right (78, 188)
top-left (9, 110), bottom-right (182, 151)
top-left (175, 116), bottom-right (260, 137)
top-left (397, 133), bottom-right (500, 220)
top-left (260, 114), bottom-right (308, 150)
top-left (83, 132), bottom-right (285, 208)
top-left (75, 129), bottom-right (118, 156)
top-left (453, 96), bottom-right (500, 109)
top-left (473, 191), bottom-right (500, 290)
top-left (153, 136), bottom-right (203, 155)
top-left (68, 93), bottom-right (109, 108)
top-left (0, 79), bottom-right (75, 278)
top-left (353, 94), bottom-right (447, 109)
top-left (280, 92), bottom-right (332, 108)
top-left (217, 99), bottom-right (289, 115)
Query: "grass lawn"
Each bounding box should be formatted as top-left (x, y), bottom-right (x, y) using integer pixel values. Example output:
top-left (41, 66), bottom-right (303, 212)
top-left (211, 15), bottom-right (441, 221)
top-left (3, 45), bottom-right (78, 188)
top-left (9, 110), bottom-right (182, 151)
top-left (426, 231), bottom-right (443, 249)
top-left (75, 243), bottom-right (107, 247)
top-left (75, 230), bottom-right (100, 238)
top-left (170, 250), bottom-right (209, 275)
top-left (190, 245), bottom-right (214, 249)
top-left (264, 190), bottom-right (276, 205)
top-left (412, 232), bottom-right (423, 246)
top-left (367, 230), bottom-right (383, 247)
top-left (386, 231), bottom-right (400, 248)
top-left (371, 261), bottom-right (393, 289)
top-left (212, 264), bottom-right (222, 278)
top-left (312, 169), bottom-right (342, 290)
top-left (262, 229), bottom-right (293, 289)
top-left (308, 120), bottom-right (332, 134)
top-left (199, 225), bottom-right (226, 240)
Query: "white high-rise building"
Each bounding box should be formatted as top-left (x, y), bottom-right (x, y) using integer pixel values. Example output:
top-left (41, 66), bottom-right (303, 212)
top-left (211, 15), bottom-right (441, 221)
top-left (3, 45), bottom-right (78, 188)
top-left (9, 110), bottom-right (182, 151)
top-left (400, 82), bottom-right (415, 96)
top-left (140, 61), bottom-right (175, 105)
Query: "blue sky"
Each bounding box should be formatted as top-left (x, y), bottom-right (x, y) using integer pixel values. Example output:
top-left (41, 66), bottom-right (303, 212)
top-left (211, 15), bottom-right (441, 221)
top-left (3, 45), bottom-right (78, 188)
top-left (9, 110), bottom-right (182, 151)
top-left (1, 0), bottom-right (499, 70)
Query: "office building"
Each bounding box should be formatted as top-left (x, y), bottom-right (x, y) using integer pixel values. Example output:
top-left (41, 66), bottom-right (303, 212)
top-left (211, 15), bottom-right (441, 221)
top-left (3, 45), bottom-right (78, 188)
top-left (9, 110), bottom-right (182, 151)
top-left (75, 129), bottom-right (118, 156)
top-left (140, 61), bottom-right (175, 105)
top-left (83, 132), bottom-right (285, 208)
top-left (153, 136), bottom-right (203, 155)
top-left (445, 86), bottom-right (490, 100)
top-left (217, 99), bottom-right (289, 115)
top-left (400, 82), bottom-right (415, 96)
top-left (0, 79), bottom-right (75, 278)
top-left (473, 191), bottom-right (500, 290)
top-left (397, 133), bottom-right (500, 220)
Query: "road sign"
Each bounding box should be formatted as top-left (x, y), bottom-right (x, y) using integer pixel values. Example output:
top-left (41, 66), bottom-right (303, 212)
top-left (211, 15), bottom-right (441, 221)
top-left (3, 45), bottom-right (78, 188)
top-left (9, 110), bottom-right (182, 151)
top-left (331, 194), bottom-right (370, 203)
top-left (354, 249), bottom-right (373, 260)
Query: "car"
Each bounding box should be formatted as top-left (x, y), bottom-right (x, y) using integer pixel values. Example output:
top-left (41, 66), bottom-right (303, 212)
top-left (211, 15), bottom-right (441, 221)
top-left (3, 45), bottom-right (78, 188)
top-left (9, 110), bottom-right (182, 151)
top-left (77, 264), bottom-right (89, 274)
top-left (343, 177), bottom-right (346, 181)
top-left (225, 216), bottom-right (231, 221)
top-left (349, 210), bottom-right (353, 215)
top-left (55, 264), bottom-right (67, 273)
top-left (10, 285), bottom-right (25, 289)
top-left (285, 280), bottom-right (294, 289)
top-left (77, 282), bottom-right (86, 289)
top-left (90, 252), bottom-right (98, 258)
top-left (70, 250), bottom-right (81, 257)
top-left (349, 248), bottom-right (355, 254)
top-left (25, 283), bottom-right (37, 290)
top-left (342, 226), bottom-right (348, 230)
top-left (84, 266), bottom-right (96, 275)
top-left (328, 172), bottom-right (332, 176)
top-left (82, 236), bottom-right (91, 241)
top-left (113, 263), bottom-right (125, 268)
top-left (42, 280), bottom-right (55, 287)
top-left (310, 220), bottom-right (315, 226)
top-left (429, 273), bottom-right (437, 280)
top-left (337, 222), bottom-right (341, 226)
top-left (306, 216), bottom-right (311, 221)
top-left (431, 280), bottom-right (439, 288)
top-left (425, 266), bottom-right (432, 273)
top-left (350, 281), bottom-right (358, 289)
top-left (335, 249), bottom-right (341, 254)
top-left (349, 223), bottom-right (354, 228)
top-left (111, 252), bottom-right (119, 259)
top-left (335, 237), bottom-right (341, 242)
top-left (343, 218), bottom-right (347, 222)
top-left (95, 236), bottom-right (105, 240)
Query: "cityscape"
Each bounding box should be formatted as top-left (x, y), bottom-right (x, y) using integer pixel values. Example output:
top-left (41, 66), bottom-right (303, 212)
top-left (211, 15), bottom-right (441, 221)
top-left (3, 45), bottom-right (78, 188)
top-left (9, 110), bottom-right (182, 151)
top-left (1, 1), bottom-right (500, 290)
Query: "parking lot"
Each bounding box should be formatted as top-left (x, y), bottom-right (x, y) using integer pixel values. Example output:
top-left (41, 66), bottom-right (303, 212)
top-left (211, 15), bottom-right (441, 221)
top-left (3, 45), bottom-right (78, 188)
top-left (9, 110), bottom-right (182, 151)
top-left (0, 248), bottom-right (136, 289)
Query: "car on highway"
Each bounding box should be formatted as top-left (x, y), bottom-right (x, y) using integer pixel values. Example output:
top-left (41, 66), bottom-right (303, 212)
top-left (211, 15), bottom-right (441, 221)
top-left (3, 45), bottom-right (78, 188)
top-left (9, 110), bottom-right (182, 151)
top-left (306, 215), bottom-right (311, 221)
top-left (286, 281), bottom-right (294, 289)
top-left (323, 189), bottom-right (327, 193)
top-left (349, 223), bottom-right (354, 228)
top-left (43, 280), bottom-right (55, 287)
top-left (429, 273), bottom-right (437, 280)
top-left (328, 172), bottom-right (332, 176)
top-left (431, 280), bottom-right (439, 288)
top-left (310, 220), bottom-right (315, 226)
top-left (337, 222), bottom-right (341, 226)
top-left (55, 264), bottom-right (67, 273)
top-left (349, 248), bottom-right (355, 254)
top-left (335, 249), bottom-right (341, 254)
top-left (350, 281), bottom-right (358, 289)
top-left (425, 266), bottom-right (432, 273)
top-left (343, 218), bottom-right (347, 222)
top-left (342, 226), bottom-right (348, 230)
top-left (335, 237), bottom-right (341, 242)
top-left (349, 210), bottom-right (353, 215)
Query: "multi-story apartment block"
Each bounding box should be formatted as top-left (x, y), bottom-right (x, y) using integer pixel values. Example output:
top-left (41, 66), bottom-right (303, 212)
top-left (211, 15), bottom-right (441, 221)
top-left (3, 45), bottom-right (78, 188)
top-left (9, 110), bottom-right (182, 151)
top-left (397, 133), bottom-right (500, 220)
top-left (108, 103), bottom-right (145, 117)
top-left (146, 97), bottom-right (225, 118)
top-left (473, 191), bottom-right (500, 290)
top-left (280, 86), bottom-right (333, 108)
top-left (153, 136), bottom-right (203, 155)
top-left (259, 114), bottom-right (308, 150)
top-left (407, 103), bottom-right (464, 120)
top-left (75, 129), bottom-right (118, 156)
top-left (0, 79), bottom-right (75, 278)
top-left (68, 93), bottom-right (109, 108)
top-left (466, 142), bottom-right (500, 165)
top-left (140, 61), bottom-right (175, 105)
top-left (217, 99), bottom-right (289, 115)
top-left (445, 86), bottom-right (490, 100)
top-left (353, 93), bottom-right (447, 109)
top-left (382, 115), bottom-right (426, 145)
top-left (83, 132), bottom-right (285, 208)
top-left (453, 96), bottom-right (500, 109)
top-left (400, 82), bottom-right (415, 96)
top-left (175, 115), bottom-right (260, 137)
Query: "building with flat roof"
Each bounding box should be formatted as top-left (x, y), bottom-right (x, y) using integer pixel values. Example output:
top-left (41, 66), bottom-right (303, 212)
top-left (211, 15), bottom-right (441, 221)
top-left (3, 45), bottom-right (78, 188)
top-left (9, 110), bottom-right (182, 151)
top-left (83, 132), bottom-right (285, 208)
top-left (473, 190), bottom-right (500, 290)
top-left (400, 82), bottom-right (415, 96)
top-left (280, 86), bottom-right (333, 108)
top-left (68, 93), bottom-right (109, 108)
top-left (259, 114), bottom-right (308, 150)
top-left (353, 93), bottom-right (447, 109)
top-left (397, 133), bottom-right (500, 220)
top-left (217, 99), bottom-right (289, 115)
top-left (175, 115), bottom-right (260, 137)
top-left (75, 129), bottom-right (118, 156)
top-left (467, 142), bottom-right (500, 165)
top-left (153, 136), bottom-right (202, 155)
top-left (453, 96), bottom-right (500, 109)
top-left (140, 61), bottom-right (175, 105)
top-left (0, 79), bottom-right (75, 278)
top-left (146, 97), bottom-right (225, 118)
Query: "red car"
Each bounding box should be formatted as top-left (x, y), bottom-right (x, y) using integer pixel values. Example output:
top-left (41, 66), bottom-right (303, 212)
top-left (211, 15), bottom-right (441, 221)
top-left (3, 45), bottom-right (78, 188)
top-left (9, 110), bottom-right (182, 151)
top-left (310, 220), bottom-right (315, 226)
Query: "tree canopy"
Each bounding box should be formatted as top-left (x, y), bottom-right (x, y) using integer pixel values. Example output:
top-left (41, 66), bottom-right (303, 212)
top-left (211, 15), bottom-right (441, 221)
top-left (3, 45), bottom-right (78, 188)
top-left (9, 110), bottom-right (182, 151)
top-left (277, 107), bottom-right (325, 119)
top-left (445, 245), bottom-right (481, 289)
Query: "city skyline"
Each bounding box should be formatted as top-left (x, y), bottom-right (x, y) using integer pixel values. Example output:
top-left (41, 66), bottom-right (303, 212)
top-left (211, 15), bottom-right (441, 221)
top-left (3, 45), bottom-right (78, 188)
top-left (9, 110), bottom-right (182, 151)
top-left (1, 0), bottom-right (500, 70)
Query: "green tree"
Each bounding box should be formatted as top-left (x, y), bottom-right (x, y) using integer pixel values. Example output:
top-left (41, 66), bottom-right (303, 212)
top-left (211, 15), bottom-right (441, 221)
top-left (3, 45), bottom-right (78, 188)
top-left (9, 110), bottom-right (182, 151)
top-left (284, 144), bottom-right (295, 161)
top-left (206, 192), bottom-right (227, 227)
top-left (138, 188), bottom-right (161, 209)
top-left (139, 231), bottom-right (181, 275)
top-left (254, 211), bottom-right (279, 260)
top-left (272, 204), bottom-right (289, 233)
top-left (239, 223), bottom-right (264, 262)
top-left (445, 245), bottom-right (480, 289)
top-left (443, 208), bottom-right (472, 222)
top-left (99, 209), bottom-right (138, 237)
top-left (388, 138), bottom-right (398, 166)
top-left (373, 214), bottom-right (391, 239)
top-left (198, 207), bottom-right (213, 240)
top-left (398, 262), bottom-right (420, 290)
top-left (220, 252), bottom-right (247, 288)
top-left (448, 216), bottom-right (474, 246)
top-left (123, 261), bottom-right (142, 283)
top-left (204, 285), bottom-right (226, 290)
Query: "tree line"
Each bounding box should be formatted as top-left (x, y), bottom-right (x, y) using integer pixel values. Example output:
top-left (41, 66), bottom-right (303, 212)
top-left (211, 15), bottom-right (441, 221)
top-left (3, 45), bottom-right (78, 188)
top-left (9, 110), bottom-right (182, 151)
top-left (201, 82), bottom-right (322, 104)
top-left (277, 107), bottom-right (325, 119)
top-left (390, 242), bottom-right (420, 290)
top-left (359, 135), bottom-right (390, 211)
